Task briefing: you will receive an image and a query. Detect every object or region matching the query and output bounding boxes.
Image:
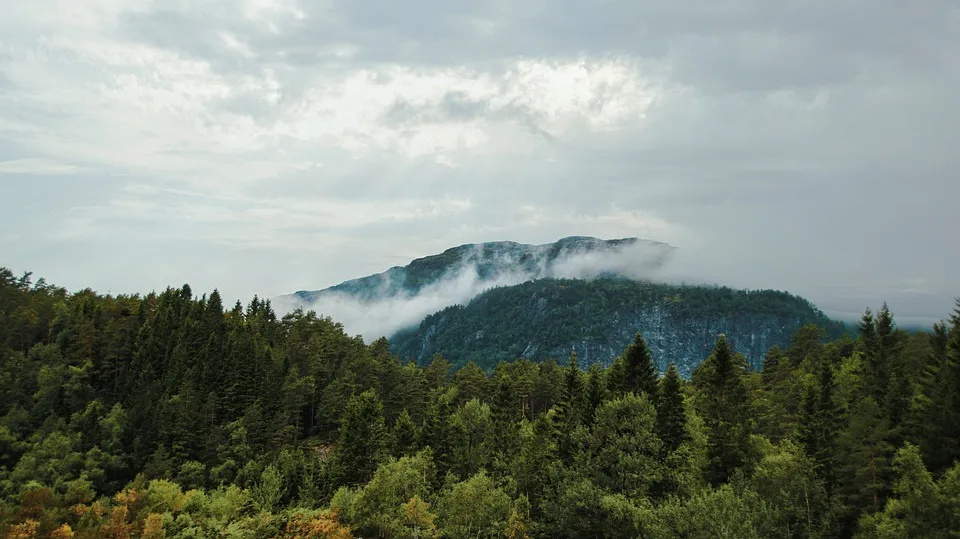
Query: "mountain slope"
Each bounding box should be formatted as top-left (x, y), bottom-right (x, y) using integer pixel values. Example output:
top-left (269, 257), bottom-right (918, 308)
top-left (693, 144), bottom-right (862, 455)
top-left (390, 278), bottom-right (849, 377)
top-left (283, 236), bottom-right (675, 305)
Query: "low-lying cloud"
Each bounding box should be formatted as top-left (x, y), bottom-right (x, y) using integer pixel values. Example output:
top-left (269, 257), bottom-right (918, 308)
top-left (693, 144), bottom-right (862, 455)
top-left (275, 238), bottom-right (679, 341)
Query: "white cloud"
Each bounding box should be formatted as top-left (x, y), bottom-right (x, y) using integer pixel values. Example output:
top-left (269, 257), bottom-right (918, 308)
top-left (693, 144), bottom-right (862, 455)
top-left (0, 0), bottom-right (957, 324)
top-left (284, 237), bottom-right (676, 340)
top-left (0, 158), bottom-right (85, 175)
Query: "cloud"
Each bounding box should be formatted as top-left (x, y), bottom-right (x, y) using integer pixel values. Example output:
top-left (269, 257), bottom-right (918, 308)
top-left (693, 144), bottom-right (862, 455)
top-left (280, 237), bottom-right (677, 340)
top-left (0, 0), bottom-right (957, 326)
top-left (0, 158), bottom-right (85, 175)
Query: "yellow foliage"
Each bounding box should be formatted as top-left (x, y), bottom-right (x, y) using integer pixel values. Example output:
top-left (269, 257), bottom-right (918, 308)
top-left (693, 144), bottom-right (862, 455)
top-left (69, 504), bottom-right (89, 518)
top-left (277, 510), bottom-right (353, 539)
top-left (402, 496), bottom-right (439, 538)
top-left (5, 520), bottom-right (39, 539)
top-left (113, 488), bottom-right (140, 508)
top-left (504, 510), bottom-right (530, 539)
top-left (141, 513), bottom-right (164, 539)
top-left (101, 505), bottom-right (131, 539)
top-left (49, 524), bottom-right (75, 539)
top-left (91, 501), bottom-right (107, 518)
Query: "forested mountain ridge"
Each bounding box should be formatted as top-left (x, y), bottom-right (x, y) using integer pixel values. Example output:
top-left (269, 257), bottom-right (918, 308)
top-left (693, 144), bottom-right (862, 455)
top-left (2, 266), bottom-right (960, 538)
top-left (280, 235), bottom-right (848, 377)
top-left (279, 235), bottom-right (674, 305)
top-left (391, 278), bottom-right (850, 376)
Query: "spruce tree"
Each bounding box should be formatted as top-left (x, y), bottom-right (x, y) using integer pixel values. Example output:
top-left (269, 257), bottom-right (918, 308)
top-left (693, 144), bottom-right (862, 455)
top-left (491, 373), bottom-right (520, 458)
top-left (559, 350), bottom-right (584, 424)
top-left (553, 350), bottom-right (584, 463)
top-left (693, 334), bottom-right (751, 486)
top-left (798, 382), bottom-right (819, 461)
top-left (913, 321), bottom-right (953, 471)
top-left (332, 389), bottom-right (388, 487)
top-left (606, 355), bottom-right (627, 396)
top-left (419, 389), bottom-right (455, 484)
top-left (391, 409), bottom-right (419, 458)
top-left (835, 397), bottom-right (894, 524)
top-left (583, 363), bottom-right (605, 427)
top-left (816, 354), bottom-right (842, 493)
top-left (623, 332), bottom-right (658, 398)
top-left (655, 363), bottom-right (687, 454)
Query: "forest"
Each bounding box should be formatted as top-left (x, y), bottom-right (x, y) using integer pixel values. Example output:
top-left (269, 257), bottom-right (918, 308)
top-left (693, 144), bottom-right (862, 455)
top-left (389, 278), bottom-right (850, 370)
top-left (1, 266), bottom-right (959, 538)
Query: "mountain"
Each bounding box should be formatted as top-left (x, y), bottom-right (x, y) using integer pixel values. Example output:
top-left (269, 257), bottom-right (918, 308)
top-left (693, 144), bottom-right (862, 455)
top-left (391, 278), bottom-right (850, 377)
top-left (278, 235), bottom-right (848, 377)
top-left (283, 236), bottom-right (675, 305)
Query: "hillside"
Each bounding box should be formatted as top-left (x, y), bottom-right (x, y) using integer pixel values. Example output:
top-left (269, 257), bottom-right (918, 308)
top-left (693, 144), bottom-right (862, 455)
top-left (391, 278), bottom-right (849, 376)
top-left (281, 235), bottom-right (675, 305)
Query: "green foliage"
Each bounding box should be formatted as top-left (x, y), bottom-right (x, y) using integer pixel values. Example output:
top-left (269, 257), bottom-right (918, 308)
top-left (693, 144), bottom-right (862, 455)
top-left (0, 267), bottom-right (956, 538)
top-left (656, 363), bottom-right (688, 454)
top-left (692, 335), bottom-right (752, 486)
top-left (392, 278), bottom-right (848, 370)
top-left (435, 471), bottom-right (512, 538)
top-left (588, 393), bottom-right (663, 497)
top-left (331, 390), bottom-right (388, 487)
top-left (623, 332), bottom-right (659, 397)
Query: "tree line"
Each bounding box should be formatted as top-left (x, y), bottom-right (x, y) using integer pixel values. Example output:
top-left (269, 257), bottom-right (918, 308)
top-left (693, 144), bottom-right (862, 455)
top-left (1, 267), bottom-right (959, 537)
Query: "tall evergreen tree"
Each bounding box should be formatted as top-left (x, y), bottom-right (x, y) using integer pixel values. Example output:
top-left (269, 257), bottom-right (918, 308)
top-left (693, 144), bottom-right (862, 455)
top-left (390, 409), bottom-right (419, 458)
top-left (583, 363), bottom-right (605, 427)
top-left (692, 334), bottom-right (751, 486)
top-left (835, 397), bottom-right (894, 527)
top-left (490, 373), bottom-right (520, 458)
top-left (655, 363), bottom-right (687, 454)
top-left (623, 332), bottom-right (658, 399)
top-left (553, 350), bottom-right (584, 463)
top-left (419, 389), bottom-right (455, 484)
top-left (912, 321), bottom-right (955, 471)
top-left (816, 354), bottom-right (842, 492)
top-left (332, 389), bottom-right (388, 487)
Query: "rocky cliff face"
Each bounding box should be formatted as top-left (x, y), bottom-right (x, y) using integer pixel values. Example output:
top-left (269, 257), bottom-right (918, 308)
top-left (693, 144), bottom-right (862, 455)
top-left (390, 278), bottom-right (848, 377)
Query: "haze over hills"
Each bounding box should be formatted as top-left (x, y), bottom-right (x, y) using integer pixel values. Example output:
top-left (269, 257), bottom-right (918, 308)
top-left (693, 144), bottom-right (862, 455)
top-left (275, 236), bottom-right (677, 339)
top-left (277, 236), bottom-right (850, 374)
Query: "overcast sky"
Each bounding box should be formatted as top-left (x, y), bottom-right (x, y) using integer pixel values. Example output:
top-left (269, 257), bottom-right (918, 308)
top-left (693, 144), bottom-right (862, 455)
top-left (1, 0), bottom-right (958, 325)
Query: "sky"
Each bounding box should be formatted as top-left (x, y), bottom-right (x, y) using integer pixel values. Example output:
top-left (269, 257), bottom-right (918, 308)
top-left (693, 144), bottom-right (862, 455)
top-left (1, 0), bottom-right (958, 326)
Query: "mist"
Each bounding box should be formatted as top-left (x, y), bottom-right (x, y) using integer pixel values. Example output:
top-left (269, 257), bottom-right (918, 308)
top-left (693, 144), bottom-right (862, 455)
top-left (275, 238), bottom-right (684, 341)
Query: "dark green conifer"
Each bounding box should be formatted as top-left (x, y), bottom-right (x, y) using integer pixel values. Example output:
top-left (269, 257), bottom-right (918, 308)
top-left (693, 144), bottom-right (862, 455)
top-left (390, 409), bottom-right (419, 457)
top-left (655, 363), bottom-right (687, 454)
top-left (332, 389), bottom-right (387, 487)
top-left (623, 332), bottom-right (658, 399)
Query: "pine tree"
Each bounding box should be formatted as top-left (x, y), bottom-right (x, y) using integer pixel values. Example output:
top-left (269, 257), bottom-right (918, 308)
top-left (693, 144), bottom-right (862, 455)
top-left (760, 346), bottom-right (787, 387)
top-left (419, 389), bottom-right (454, 484)
top-left (655, 363), bottom-right (687, 454)
top-left (490, 374), bottom-right (520, 458)
top-left (816, 354), bottom-right (842, 493)
top-left (332, 389), bottom-right (388, 487)
top-left (391, 409), bottom-right (419, 458)
top-left (452, 361), bottom-right (487, 405)
top-left (559, 350), bottom-right (584, 424)
top-left (606, 354), bottom-right (627, 396)
top-left (913, 321), bottom-right (954, 471)
top-left (583, 363), bottom-right (605, 427)
top-left (835, 397), bottom-right (894, 524)
top-left (623, 332), bottom-right (658, 398)
top-left (798, 382), bottom-right (819, 460)
top-left (553, 350), bottom-right (584, 463)
top-left (693, 334), bottom-right (751, 486)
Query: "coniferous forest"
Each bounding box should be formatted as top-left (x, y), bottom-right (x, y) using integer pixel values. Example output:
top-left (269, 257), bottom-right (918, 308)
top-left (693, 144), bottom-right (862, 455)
top-left (2, 266), bottom-right (960, 538)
